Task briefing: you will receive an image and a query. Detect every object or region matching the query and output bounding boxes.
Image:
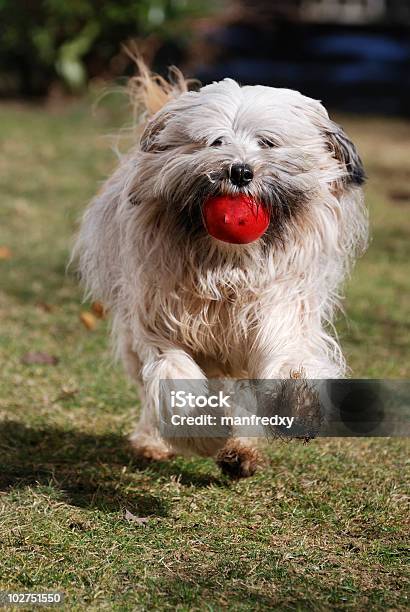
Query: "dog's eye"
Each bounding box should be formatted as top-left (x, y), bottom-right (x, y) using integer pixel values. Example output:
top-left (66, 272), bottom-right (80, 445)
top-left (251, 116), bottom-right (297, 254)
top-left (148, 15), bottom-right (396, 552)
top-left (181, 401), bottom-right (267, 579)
top-left (258, 137), bottom-right (276, 149)
top-left (210, 138), bottom-right (223, 147)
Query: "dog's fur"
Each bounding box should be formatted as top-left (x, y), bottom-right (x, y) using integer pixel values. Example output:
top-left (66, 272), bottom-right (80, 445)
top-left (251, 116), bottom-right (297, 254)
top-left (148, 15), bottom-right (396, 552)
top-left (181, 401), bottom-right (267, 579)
top-left (73, 62), bottom-right (368, 476)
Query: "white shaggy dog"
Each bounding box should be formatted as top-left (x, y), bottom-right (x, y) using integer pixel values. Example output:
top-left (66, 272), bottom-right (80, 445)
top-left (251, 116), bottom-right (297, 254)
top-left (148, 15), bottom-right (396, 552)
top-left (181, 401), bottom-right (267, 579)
top-left (73, 62), bottom-right (368, 477)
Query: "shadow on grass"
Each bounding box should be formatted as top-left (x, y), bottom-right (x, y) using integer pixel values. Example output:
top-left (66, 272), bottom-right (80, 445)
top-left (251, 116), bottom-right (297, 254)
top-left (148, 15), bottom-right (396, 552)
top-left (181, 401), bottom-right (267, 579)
top-left (0, 420), bottom-right (223, 515)
top-left (152, 575), bottom-right (287, 610)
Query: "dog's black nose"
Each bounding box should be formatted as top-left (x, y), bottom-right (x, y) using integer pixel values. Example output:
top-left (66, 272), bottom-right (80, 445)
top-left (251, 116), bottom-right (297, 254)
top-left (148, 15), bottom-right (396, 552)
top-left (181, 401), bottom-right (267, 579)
top-left (229, 163), bottom-right (253, 187)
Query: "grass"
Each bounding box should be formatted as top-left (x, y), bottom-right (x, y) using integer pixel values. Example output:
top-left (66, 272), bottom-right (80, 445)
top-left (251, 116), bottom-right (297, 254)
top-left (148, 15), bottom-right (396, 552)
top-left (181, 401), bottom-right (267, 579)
top-left (0, 98), bottom-right (409, 610)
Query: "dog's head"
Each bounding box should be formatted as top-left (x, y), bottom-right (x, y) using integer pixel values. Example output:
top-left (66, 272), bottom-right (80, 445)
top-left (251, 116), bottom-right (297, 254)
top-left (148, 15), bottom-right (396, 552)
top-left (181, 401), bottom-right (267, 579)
top-left (133, 78), bottom-right (365, 247)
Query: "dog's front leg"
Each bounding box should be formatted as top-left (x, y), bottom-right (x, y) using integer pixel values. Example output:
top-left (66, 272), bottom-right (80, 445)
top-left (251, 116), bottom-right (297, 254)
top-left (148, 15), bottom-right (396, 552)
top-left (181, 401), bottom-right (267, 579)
top-left (247, 336), bottom-right (328, 440)
top-left (130, 347), bottom-right (228, 460)
top-left (248, 327), bottom-right (343, 380)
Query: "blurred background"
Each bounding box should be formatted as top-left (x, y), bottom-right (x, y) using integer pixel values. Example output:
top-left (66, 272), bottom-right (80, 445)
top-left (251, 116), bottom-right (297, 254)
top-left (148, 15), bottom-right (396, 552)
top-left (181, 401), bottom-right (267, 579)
top-left (1, 0), bottom-right (410, 114)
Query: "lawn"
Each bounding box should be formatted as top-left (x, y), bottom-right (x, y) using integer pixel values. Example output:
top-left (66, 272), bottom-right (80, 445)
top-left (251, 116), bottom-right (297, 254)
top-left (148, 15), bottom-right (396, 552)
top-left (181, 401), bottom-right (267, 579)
top-left (0, 99), bottom-right (409, 610)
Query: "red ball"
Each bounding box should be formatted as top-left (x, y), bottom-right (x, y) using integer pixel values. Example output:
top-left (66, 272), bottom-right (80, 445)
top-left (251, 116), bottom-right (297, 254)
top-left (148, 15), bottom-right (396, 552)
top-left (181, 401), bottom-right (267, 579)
top-left (203, 195), bottom-right (270, 244)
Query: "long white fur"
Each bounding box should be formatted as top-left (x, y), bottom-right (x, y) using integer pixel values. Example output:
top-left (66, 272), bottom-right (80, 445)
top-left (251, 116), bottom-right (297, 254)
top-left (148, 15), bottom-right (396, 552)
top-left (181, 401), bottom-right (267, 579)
top-left (73, 72), bottom-right (368, 459)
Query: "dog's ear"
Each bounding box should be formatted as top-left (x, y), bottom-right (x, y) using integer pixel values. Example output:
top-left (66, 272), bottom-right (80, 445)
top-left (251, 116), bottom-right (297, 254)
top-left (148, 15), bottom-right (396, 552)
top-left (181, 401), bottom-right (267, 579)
top-left (140, 110), bottom-right (171, 153)
top-left (325, 123), bottom-right (366, 187)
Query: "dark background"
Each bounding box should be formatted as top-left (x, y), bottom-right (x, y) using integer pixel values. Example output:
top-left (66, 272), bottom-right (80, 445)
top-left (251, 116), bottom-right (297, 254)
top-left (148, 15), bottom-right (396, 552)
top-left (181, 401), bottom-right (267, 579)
top-left (1, 0), bottom-right (410, 115)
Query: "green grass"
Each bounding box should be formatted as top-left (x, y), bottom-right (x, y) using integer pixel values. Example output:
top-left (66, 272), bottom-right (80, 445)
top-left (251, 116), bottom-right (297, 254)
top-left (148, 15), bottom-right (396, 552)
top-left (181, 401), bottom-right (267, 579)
top-left (0, 99), bottom-right (409, 610)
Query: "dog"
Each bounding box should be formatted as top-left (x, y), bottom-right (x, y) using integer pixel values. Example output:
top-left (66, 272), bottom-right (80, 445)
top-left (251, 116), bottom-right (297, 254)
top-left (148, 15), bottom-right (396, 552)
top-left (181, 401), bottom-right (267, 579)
top-left (73, 61), bottom-right (368, 477)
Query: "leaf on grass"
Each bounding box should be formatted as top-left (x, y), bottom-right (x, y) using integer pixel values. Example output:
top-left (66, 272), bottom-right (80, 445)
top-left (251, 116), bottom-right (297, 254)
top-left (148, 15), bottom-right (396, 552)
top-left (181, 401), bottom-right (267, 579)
top-left (21, 351), bottom-right (59, 365)
top-left (0, 246), bottom-right (12, 260)
top-left (80, 311), bottom-right (97, 330)
top-left (91, 301), bottom-right (106, 319)
top-left (36, 301), bottom-right (55, 313)
top-left (124, 509), bottom-right (149, 526)
top-left (389, 189), bottom-right (410, 204)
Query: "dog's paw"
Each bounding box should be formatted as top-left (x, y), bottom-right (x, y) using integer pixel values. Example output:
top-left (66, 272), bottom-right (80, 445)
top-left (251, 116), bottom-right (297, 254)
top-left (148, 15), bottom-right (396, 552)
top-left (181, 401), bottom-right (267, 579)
top-left (216, 439), bottom-right (261, 479)
top-left (133, 446), bottom-right (175, 462)
top-left (129, 435), bottom-right (174, 462)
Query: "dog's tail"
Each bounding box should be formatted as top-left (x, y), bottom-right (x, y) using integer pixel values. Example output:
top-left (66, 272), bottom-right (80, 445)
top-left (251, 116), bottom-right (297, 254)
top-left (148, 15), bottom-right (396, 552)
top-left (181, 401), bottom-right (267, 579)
top-left (127, 52), bottom-right (198, 121)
